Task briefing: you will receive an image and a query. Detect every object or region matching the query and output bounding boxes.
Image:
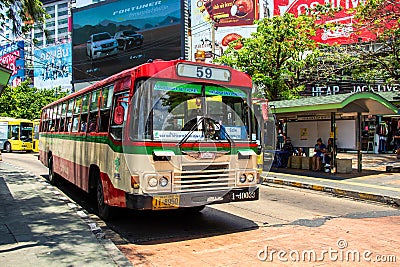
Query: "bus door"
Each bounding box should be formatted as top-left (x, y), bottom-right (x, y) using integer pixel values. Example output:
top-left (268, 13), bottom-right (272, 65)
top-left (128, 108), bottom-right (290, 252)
top-left (0, 121), bottom-right (8, 150)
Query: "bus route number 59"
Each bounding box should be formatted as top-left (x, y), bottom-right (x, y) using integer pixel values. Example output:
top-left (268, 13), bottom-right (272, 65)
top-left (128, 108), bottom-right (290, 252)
top-left (196, 66), bottom-right (212, 79)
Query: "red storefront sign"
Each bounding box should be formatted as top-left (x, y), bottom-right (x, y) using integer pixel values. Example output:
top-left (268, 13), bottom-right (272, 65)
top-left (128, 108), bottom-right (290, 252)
top-left (273, 0), bottom-right (376, 44)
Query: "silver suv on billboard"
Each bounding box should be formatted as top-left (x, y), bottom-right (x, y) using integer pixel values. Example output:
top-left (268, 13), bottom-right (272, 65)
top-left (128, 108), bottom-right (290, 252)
top-left (86, 32), bottom-right (119, 60)
top-left (114, 30), bottom-right (144, 51)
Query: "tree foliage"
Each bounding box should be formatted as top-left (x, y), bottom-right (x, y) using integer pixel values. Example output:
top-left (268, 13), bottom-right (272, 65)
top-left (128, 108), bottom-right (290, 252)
top-left (348, 0), bottom-right (400, 82)
top-left (0, 80), bottom-right (67, 120)
top-left (0, 0), bottom-right (46, 36)
top-left (215, 13), bottom-right (321, 101)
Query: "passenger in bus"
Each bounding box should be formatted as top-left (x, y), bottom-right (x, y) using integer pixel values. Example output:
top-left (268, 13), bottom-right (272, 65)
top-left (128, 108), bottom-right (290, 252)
top-left (88, 118), bottom-right (97, 132)
top-left (81, 121), bottom-right (87, 132)
top-left (67, 118), bottom-right (72, 131)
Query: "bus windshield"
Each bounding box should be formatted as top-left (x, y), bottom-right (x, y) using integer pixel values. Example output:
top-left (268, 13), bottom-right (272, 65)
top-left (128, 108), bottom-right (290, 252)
top-left (20, 123), bottom-right (33, 142)
top-left (150, 80), bottom-right (252, 142)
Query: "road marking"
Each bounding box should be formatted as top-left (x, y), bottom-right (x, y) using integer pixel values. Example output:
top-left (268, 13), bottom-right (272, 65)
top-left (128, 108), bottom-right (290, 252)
top-left (266, 172), bottom-right (400, 193)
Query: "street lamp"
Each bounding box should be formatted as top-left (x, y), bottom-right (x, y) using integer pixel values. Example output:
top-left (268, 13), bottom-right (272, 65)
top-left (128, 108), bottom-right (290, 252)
top-left (0, 65), bottom-right (12, 97)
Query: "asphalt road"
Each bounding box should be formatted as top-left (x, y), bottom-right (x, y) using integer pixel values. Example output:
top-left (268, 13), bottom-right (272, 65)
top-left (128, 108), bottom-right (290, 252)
top-left (2, 152), bottom-right (399, 248)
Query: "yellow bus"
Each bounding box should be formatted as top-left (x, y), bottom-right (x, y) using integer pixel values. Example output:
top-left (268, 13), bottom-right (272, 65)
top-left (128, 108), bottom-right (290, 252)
top-left (0, 117), bottom-right (34, 152)
top-left (32, 119), bottom-right (40, 153)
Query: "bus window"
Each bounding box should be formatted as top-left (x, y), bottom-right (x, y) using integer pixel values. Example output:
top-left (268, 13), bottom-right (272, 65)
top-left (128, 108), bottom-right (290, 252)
top-left (80, 93), bottom-right (90, 132)
top-left (34, 123), bottom-right (39, 140)
top-left (131, 80), bottom-right (152, 140)
top-left (110, 92), bottom-right (129, 140)
top-left (102, 85), bottom-right (114, 109)
top-left (9, 125), bottom-right (19, 140)
top-left (88, 90), bottom-right (99, 132)
top-left (41, 109), bottom-right (47, 132)
top-left (48, 108), bottom-right (54, 131)
top-left (20, 123), bottom-right (33, 142)
top-left (99, 85), bottom-right (114, 132)
top-left (72, 96), bottom-right (82, 132)
top-left (55, 104), bottom-right (62, 132)
top-left (60, 102), bottom-right (67, 131)
top-left (51, 105), bottom-right (58, 131)
top-left (67, 99), bottom-right (74, 132)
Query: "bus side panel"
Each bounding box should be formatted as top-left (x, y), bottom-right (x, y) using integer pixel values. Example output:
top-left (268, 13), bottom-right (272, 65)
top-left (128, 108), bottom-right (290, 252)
top-left (39, 150), bottom-right (49, 167)
top-left (53, 154), bottom-right (90, 192)
top-left (100, 172), bottom-right (127, 207)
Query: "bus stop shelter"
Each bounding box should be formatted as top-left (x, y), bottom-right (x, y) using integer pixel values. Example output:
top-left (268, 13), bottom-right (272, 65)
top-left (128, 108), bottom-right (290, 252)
top-left (269, 92), bottom-right (399, 172)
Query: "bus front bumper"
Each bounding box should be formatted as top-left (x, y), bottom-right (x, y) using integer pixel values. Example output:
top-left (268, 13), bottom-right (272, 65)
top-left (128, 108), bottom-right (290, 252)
top-left (125, 187), bottom-right (259, 210)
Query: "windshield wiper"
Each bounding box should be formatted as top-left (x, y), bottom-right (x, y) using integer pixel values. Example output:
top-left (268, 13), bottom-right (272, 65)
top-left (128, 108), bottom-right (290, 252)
top-left (176, 117), bottom-right (205, 147)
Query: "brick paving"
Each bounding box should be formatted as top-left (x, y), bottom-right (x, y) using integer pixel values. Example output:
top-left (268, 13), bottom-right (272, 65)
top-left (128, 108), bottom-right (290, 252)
top-left (118, 215), bottom-right (400, 266)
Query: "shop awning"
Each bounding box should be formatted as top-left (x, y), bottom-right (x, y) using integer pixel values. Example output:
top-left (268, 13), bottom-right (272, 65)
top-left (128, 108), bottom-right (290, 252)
top-left (269, 92), bottom-right (399, 118)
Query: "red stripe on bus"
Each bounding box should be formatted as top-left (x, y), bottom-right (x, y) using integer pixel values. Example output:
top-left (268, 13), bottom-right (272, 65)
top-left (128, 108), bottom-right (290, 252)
top-left (100, 172), bottom-right (127, 208)
top-left (50, 155), bottom-right (126, 207)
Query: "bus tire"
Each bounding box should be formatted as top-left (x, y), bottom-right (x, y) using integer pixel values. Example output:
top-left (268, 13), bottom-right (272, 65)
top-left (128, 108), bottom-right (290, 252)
top-left (96, 178), bottom-right (115, 221)
top-left (4, 142), bottom-right (11, 153)
top-left (48, 156), bottom-right (59, 185)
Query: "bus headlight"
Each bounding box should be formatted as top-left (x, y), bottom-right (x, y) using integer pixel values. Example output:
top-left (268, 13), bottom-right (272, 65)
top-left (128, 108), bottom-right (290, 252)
top-left (239, 174), bottom-right (247, 183)
top-left (247, 173), bottom-right (254, 182)
top-left (148, 177), bottom-right (158, 187)
top-left (159, 176), bottom-right (169, 187)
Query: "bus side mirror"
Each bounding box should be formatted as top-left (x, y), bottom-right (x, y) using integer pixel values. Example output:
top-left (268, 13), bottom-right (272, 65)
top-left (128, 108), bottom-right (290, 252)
top-left (114, 105), bottom-right (124, 125)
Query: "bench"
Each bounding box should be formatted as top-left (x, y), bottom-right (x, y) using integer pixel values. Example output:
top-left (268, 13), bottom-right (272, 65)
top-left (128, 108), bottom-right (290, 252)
top-left (336, 158), bottom-right (352, 173)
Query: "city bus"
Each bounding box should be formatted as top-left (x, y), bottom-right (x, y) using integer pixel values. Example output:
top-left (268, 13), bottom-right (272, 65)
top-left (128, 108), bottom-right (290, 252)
top-left (0, 117), bottom-right (34, 152)
top-left (39, 59), bottom-right (263, 220)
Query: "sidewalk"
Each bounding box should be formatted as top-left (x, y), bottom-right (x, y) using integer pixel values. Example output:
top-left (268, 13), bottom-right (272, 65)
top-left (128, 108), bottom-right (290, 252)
top-left (0, 161), bottom-right (131, 267)
top-left (262, 152), bottom-right (400, 206)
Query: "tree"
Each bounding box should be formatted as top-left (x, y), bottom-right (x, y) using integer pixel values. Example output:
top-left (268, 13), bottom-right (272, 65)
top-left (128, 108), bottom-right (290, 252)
top-left (0, 80), bottom-right (67, 120)
top-left (0, 0), bottom-right (46, 36)
top-left (349, 0), bottom-right (400, 82)
top-left (215, 13), bottom-right (321, 101)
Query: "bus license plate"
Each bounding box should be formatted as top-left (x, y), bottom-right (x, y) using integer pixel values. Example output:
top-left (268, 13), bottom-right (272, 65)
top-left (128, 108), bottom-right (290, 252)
top-left (152, 195), bottom-right (180, 210)
top-left (230, 190), bottom-right (258, 202)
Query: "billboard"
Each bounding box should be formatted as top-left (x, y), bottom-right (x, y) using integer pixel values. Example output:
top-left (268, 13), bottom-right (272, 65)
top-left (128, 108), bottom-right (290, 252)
top-left (0, 41), bottom-right (25, 87)
top-left (33, 43), bottom-right (72, 90)
top-left (72, 0), bottom-right (183, 83)
top-left (191, 0), bottom-right (260, 63)
top-left (201, 0), bottom-right (259, 27)
top-left (272, 0), bottom-right (376, 45)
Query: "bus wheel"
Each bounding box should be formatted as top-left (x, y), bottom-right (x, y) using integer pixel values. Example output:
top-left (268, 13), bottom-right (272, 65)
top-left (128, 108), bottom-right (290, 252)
top-left (48, 156), bottom-right (59, 185)
top-left (4, 142), bottom-right (11, 153)
top-left (96, 178), bottom-right (115, 221)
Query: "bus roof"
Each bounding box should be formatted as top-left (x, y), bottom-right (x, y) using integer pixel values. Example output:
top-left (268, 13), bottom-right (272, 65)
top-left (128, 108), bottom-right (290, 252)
top-left (44, 59), bottom-right (253, 109)
top-left (0, 117), bottom-right (34, 123)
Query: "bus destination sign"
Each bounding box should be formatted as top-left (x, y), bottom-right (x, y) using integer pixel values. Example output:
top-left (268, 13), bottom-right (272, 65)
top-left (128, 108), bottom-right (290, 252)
top-left (176, 63), bottom-right (231, 82)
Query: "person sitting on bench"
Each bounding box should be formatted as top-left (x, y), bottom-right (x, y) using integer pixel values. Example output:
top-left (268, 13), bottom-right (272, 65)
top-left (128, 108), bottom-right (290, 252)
top-left (312, 138), bottom-right (326, 171)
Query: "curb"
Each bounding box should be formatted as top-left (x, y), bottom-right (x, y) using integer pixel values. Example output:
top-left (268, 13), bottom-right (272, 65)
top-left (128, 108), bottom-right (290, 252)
top-left (262, 176), bottom-right (400, 207)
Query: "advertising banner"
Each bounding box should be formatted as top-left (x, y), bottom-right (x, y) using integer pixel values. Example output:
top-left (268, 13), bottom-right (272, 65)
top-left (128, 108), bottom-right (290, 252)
top-left (191, 0), bottom-right (259, 62)
top-left (272, 0), bottom-right (376, 45)
top-left (72, 0), bottom-right (183, 83)
top-left (0, 41), bottom-right (25, 87)
top-left (199, 0), bottom-right (259, 27)
top-left (33, 43), bottom-right (72, 90)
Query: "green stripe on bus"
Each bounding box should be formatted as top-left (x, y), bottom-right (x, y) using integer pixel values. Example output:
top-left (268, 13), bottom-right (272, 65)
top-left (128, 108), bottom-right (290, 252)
top-left (40, 133), bottom-right (257, 155)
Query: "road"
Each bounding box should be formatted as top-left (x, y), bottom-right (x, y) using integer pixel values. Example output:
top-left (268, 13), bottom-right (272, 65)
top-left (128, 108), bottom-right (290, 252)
top-left (2, 152), bottom-right (400, 266)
